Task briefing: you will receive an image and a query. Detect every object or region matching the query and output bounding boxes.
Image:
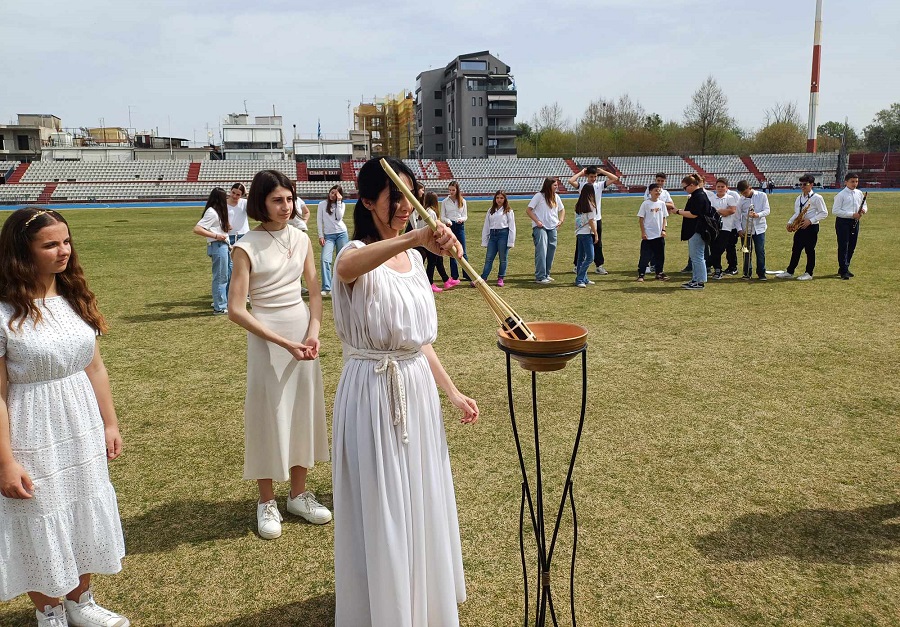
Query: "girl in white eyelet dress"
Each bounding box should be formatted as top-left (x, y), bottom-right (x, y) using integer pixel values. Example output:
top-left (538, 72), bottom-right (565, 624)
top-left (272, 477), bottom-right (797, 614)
top-left (0, 207), bottom-right (127, 627)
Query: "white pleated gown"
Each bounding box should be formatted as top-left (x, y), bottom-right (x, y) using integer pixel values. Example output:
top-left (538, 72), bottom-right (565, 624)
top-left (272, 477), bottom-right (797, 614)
top-left (332, 242), bottom-right (466, 627)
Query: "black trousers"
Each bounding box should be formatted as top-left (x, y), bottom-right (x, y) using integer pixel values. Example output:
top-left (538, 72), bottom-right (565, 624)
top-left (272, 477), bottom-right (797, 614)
top-left (425, 249), bottom-right (449, 283)
top-left (835, 217), bottom-right (860, 275)
top-left (786, 224), bottom-right (819, 276)
top-left (638, 238), bottom-right (665, 276)
top-left (711, 229), bottom-right (738, 271)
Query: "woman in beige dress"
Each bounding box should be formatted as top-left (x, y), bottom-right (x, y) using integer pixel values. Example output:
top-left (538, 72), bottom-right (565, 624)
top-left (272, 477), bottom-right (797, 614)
top-left (228, 170), bottom-right (330, 540)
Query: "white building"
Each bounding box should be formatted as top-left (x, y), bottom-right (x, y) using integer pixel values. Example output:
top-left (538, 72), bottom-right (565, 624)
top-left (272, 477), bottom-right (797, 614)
top-left (223, 114), bottom-right (286, 160)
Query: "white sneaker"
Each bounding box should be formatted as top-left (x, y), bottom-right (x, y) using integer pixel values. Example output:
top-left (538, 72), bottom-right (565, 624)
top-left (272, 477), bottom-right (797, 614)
top-left (586, 280), bottom-right (596, 285)
top-left (535, 278), bottom-right (552, 284)
top-left (64, 591), bottom-right (129, 627)
top-left (575, 282), bottom-right (587, 288)
top-left (321, 290), bottom-right (330, 297)
top-left (547, 276), bottom-right (556, 282)
top-left (257, 499), bottom-right (283, 539)
top-left (286, 490), bottom-right (332, 524)
top-left (595, 266), bottom-right (609, 275)
top-left (797, 272), bottom-right (813, 281)
top-left (37, 605), bottom-right (68, 627)
top-left (775, 271), bottom-right (793, 279)
top-left (645, 266), bottom-right (654, 274)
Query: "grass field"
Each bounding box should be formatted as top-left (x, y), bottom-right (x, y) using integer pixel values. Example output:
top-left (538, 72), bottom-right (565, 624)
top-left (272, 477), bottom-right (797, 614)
top-left (1, 192), bottom-right (899, 626)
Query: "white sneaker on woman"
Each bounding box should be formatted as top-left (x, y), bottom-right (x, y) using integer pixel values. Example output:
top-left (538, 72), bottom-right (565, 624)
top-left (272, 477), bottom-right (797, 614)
top-left (287, 490), bottom-right (332, 524)
top-left (64, 591), bottom-right (130, 626)
top-left (36, 605), bottom-right (68, 627)
top-left (257, 499), bottom-right (283, 539)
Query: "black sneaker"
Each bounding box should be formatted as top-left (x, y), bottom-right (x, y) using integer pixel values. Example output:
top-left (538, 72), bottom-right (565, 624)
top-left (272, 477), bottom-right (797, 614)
top-left (684, 281), bottom-right (704, 290)
top-left (757, 275), bottom-right (767, 281)
top-left (680, 266), bottom-right (692, 273)
top-left (848, 271), bottom-right (855, 277)
top-left (725, 268), bottom-right (738, 275)
top-left (841, 273), bottom-right (851, 280)
top-left (741, 275), bottom-right (752, 280)
top-left (682, 280), bottom-right (694, 287)
top-left (711, 271), bottom-right (723, 280)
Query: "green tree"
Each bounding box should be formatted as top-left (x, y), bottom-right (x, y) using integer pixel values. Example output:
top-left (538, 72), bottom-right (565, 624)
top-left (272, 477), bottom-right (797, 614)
top-left (818, 121), bottom-right (860, 152)
top-left (752, 122), bottom-right (807, 153)
top-left (862, 103), bottom-right (900, 151)
top-left (683, 76), bottom-right (734, 154)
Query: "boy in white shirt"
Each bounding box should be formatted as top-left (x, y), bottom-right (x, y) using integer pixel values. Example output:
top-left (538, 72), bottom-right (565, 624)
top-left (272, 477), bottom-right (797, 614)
top-left (705, 178), bottom-right (740, 279)
top-left (831, 172), bottom-right (869, 279)
top-left (775, 174), bottom-right (829, 280)
top-left (636, 184), bottom-right (669, 282)
top-left (735, 180), bottom-right (771, 280)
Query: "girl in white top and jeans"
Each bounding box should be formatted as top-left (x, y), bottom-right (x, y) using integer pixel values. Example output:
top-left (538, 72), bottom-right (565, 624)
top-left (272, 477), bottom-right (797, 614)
top-left (480, 190), bottom-right (516, 287)
top-left (441, 181), bottom-right (470, 285)
top-left (526, 178), bottom-right (565, 283)
top-left (193, 187), bottom-right (231, 313)
top-left (316, 184), bottom-right (349, 296)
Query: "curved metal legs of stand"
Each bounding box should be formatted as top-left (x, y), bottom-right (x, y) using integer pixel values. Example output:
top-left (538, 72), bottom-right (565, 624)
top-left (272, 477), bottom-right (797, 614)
top-left (501, 345), bottom-right (588, 627)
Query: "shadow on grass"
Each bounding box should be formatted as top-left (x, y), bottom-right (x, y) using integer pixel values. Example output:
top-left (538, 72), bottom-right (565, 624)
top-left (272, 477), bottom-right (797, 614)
top-left (203, 594), bottom-right (335, 627)
top-left (122, 494), bottom-right (334, 554)
top-left (120, 296), bottom-right (214, 323)
top-left (694, 502), bottom-right (900, 565)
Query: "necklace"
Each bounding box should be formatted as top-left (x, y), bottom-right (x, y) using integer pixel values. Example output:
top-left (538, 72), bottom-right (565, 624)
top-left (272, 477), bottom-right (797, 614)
top-left (261, 225), bottom-right (295, 258)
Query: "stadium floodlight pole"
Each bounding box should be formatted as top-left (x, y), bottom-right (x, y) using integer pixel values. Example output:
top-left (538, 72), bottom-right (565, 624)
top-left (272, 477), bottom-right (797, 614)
top-left (806, 0), bottom-right (824, 153)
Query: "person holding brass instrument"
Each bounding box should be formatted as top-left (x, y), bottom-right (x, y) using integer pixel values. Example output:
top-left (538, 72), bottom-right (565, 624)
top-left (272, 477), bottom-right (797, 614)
top-left (776, 175), bottom-right (828, 280)
top-left (735, 180), bottom-right (770, 280)
top-left (705, 178), bottom-right (740, 279)
top-left (832, 172), bottom-right (868, 280)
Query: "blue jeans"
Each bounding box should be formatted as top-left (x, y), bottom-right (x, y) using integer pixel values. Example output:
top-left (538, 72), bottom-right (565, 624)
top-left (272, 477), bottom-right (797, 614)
top-left (743, 232), bottom-right (767, 278)
top-left (208, 241), bottom-right (231, 312)
top-left (321, 231), bottom-right (349, 292)
top-left (449, 222), bottom-right (470, 280)
top-left (688, 233), bottom-right (708, 283)
top-left (226, 232), bottom-right (244, 294)
top-left (575, 234), bottom-right (594, 285)
top-left (532, 226), bottom-right (558, 281)
top-left (481, 228), bottom-right (509, 280)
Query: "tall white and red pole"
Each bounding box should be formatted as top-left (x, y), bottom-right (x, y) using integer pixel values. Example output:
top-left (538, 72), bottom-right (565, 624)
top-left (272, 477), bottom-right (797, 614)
top-left (807, 0), bottom-right (824, 153)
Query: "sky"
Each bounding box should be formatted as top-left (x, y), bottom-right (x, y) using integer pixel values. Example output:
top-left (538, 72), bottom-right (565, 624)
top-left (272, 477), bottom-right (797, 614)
top-left (1, 0), bottom-right (898, 146)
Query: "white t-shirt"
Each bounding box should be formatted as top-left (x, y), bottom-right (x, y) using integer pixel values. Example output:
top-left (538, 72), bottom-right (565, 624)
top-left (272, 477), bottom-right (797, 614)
top-left (637, 200), bottom-right (667, 240)
top-left (290, 197), bottom-right (309, 231)
top-left (527, 192), bottom-right (564, 229)
top-left (227, 198), bottom-right (250, 235)
top-left (196, 207), bottom-right (228, 243)
top-left (578, 180), bottom-right (607, 220)
top-left (574, 210), bottom-right (596, 236)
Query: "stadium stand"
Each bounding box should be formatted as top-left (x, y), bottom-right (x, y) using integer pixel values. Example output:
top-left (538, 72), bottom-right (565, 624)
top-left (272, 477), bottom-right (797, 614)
top-left (21, 160), bottom-right (189, 182)
top-left (609, 155), bottom-right (694, 190)
top-left (691, 155), bottom-right (760, 187)
top-left (849, 152), bottom-right (900, 188)
top-left (0, 161), bottom-right (19, 179)
top-left (0, 183), bottom-right (43, 202)
top-left (198, 160), bottom-right (297, 181)
top-left (306, 159), bottom-right (340, 169)
top-left (749, 152), bottom-right (839, 187)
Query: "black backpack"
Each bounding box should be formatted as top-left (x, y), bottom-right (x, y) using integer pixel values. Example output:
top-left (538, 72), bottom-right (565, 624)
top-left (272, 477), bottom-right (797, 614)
top-left (700, 201), bottom-right (722, 243)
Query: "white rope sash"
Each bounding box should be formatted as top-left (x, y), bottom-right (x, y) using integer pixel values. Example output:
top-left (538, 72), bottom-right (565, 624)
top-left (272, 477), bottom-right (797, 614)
top-left (343, 345), bottom-right (423, 445)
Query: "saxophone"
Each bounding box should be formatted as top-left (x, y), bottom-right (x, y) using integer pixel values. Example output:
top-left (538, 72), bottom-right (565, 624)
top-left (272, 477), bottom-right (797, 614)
top-left (788, 194), bottom-right (814, 232)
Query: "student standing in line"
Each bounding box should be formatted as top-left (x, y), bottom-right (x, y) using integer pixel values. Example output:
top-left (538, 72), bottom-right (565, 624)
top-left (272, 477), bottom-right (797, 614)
top-left (670, 173), bottom-right (711, 290)
top-left (418, 192), bottom-right (451, 292)
top-left (317, 184), bottom-right (349, 297)
top-left (0, 208), bottom-right (129, 627)
top-left (441, 181), bottom-right (470, 286)
top-left (480, 190), bottom-right (516, 287)
top-left (636, 184), bottom-right (669, 282)
top-left (776, 174), bottom-right (829, 281)
top-left (568, 165), bottom-right (624, 275)
top-left (735, 179), bottom-right (771, 281)
top-left (526, 178), bottom-right (565, 284)
top-left (642, 172), bottom-right (676, 274)
top-left (831, 172), bottom-right (868, 279)
top-left (706, 178), bottom-right (740, 280)
top-left (193, 187), bottom-right (231, 314)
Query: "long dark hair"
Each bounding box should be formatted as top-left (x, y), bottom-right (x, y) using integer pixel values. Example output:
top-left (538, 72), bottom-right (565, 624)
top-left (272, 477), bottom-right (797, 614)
top-left (575, 184), bottom-right (596, 214)
top-left (352, 157), bottom-right (418, 244)
top-left (0, 207), bottom-right (107, 333)
top-left (204, 187), bottom-right (230, 232)
top-left (540, 178), bottom-right (558, 208)
top-left (489, 190), bottom-right (510, 215)
top-left (326, 184), bottom-right (344, 215)
top-left (246, 170), bottom-right (298, 222)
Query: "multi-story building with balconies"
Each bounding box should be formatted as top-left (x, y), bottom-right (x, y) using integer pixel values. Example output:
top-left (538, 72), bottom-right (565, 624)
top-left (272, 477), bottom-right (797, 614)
top-left (415, 51), bottom-right (518, 160)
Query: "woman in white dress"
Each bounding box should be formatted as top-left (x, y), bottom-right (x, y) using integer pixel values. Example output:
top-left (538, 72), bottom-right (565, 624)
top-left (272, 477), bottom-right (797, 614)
top-left (332, 158), bottom-right (480, 626)
top-left (228, 170), bottom-right (331, 540)
top-left (0, 208), bottom-right (128, 627)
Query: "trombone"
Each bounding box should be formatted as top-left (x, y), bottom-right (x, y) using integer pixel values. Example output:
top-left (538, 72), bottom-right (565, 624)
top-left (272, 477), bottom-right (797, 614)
top-left (741, 202), bottom-right (755, 275)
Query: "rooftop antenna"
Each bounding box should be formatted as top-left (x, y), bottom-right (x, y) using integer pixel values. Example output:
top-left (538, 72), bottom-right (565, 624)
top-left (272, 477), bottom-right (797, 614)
top-left (243, 100), bottom-right (248, 115)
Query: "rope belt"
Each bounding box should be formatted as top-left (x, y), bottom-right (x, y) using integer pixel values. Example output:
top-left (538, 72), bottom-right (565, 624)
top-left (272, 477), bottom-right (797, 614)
top-left (343, 345), bottom-right (423, 445)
